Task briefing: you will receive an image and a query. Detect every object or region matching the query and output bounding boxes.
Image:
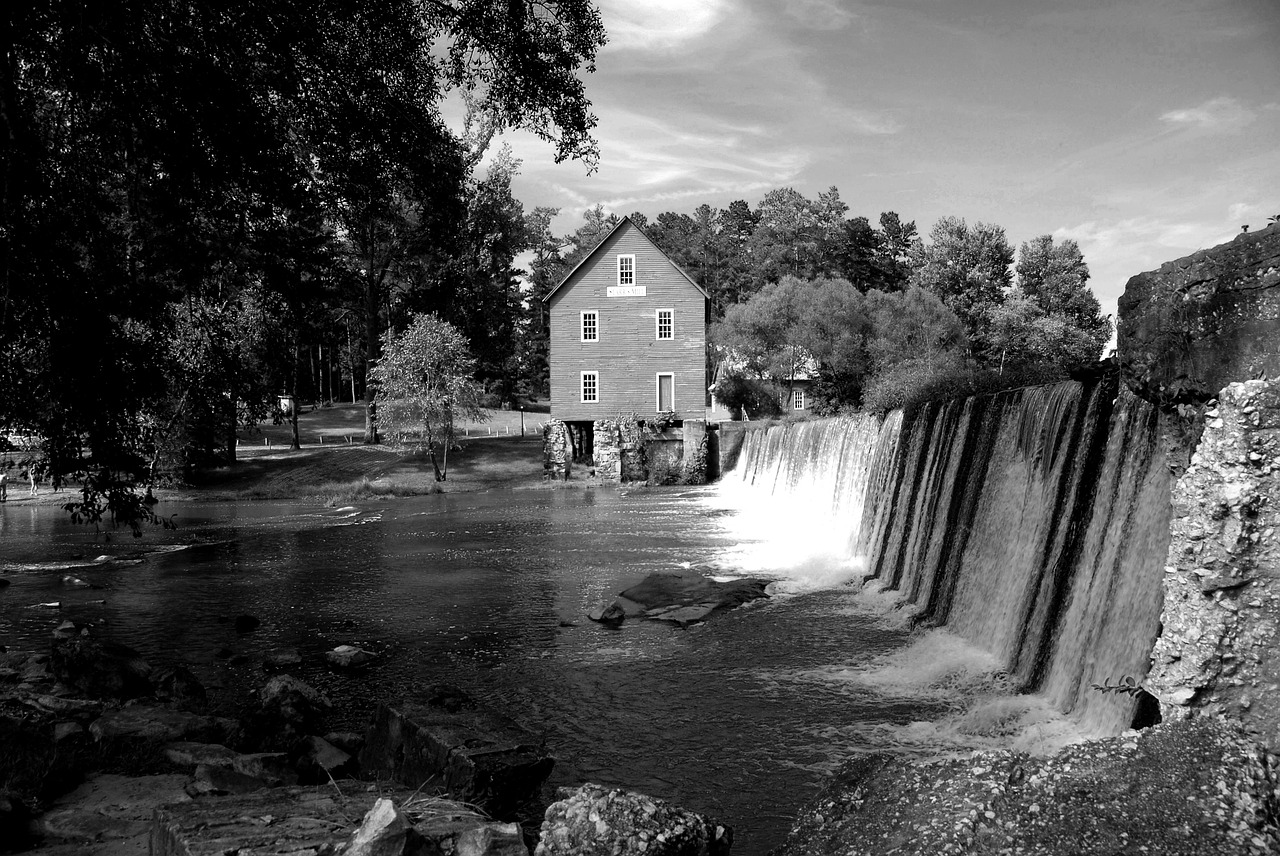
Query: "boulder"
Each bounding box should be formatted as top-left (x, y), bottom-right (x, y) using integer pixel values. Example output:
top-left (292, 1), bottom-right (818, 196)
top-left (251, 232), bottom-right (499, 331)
top-left (294, 734), bottom-right (355, 783)
top-left (263, 647), bottom-right (302, 670)
top-left (150, 783), bottom-right (524, 856)
top-left (40, 773), bottom-right (189, 852)
top-left (89, 705), bottom-right (226, 745)
top-left (185, 763), bottom-right (270, 797)
top-left (163, 742), bottom-right (296, 786)
top-left (50, 630), bottom-right (154, 699)
top-left (1118, 222), bottom-right (1280, 403)
top-left (614, 571), bottom-right (769, 622)
top-left (242, 674), bottom-right (332, 749)
top-left (326, 644), bottom-right (376, 669)
top-left (586, 602), bottom-right (626, 624)
top-left (324, 730), bottom-right (366, 755)
top-left (359, 690), bottom-right (554, 820)
top-left (152, 665), bottom-right (208, 709)
top-left (52, 721), bottom-right (84, 742)
top-left (774, 719), bottom-right (1278, 856)
top-left (344, 797), bottom-right (410, 856)
top-left (535, 784), bottom-right (732, 856)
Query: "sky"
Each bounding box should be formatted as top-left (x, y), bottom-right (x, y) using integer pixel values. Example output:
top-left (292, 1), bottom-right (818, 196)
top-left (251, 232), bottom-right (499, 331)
top-left (492, 0), bottom-right (1280, 326)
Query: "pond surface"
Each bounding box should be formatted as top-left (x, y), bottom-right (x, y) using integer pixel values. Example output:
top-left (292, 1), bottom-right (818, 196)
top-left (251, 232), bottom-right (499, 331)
top-left (1, 487), bottom-right (1001, 854)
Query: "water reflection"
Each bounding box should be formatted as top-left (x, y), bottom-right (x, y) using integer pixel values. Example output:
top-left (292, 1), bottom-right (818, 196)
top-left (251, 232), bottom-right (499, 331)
top-left (1, 489), bottom-right (978, 854)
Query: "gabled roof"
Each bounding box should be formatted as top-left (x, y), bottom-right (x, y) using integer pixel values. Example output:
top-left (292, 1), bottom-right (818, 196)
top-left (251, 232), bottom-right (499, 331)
top-left (541, 215), bottom-right (710, 303)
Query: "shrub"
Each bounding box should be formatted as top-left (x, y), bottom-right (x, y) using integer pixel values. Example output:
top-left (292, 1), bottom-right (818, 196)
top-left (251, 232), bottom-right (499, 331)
top-left (712, 375), bottom-right (784, 420)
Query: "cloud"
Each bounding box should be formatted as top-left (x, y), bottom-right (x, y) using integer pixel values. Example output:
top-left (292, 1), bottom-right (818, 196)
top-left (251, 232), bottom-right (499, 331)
top-left (599, 0), bottom-right (730, 51)
top-left (1159, 96), bottom-right (1256, 133)
top-left (784, 0), bottom-right (858, 31)
top-left (1056, 216), bottom-right (1228, 252)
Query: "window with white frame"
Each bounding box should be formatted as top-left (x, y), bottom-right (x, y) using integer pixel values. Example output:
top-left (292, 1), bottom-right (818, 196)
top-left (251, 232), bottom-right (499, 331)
top-left (581, 371), bottom-right (599, 403)
top-left (581, 310), bottom-right (598, 342)
top-left (792, 388), bottom-right (806, 410)
top-left (617, 254), bottom-right (635, 286)
top-left (656, 308), bottom-right (673, 340)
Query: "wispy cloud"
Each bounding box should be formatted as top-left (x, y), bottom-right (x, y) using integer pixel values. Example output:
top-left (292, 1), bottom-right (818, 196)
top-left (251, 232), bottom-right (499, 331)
top-left (598, 0), bottom-right (730, 52)
top-left (1159, 96), bottom-right (1256, 133)
top-left (1057, 216), bottom-right (1228, 252)
top-left (784, 0), bottom-right (858, 31)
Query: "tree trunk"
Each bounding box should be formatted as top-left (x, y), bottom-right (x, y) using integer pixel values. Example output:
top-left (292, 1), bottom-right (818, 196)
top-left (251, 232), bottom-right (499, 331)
top-left (290, 341), bottom-right (301, 451)
top-left (363, 266), bottom-right (380, 444)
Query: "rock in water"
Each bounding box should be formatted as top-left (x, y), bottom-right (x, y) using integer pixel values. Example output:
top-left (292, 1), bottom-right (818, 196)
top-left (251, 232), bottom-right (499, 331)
top-left (233, 614), bottom-right (260, 634)
top-left (264, 647), bottom-right (303, 670)
top-left (535, 784), bottom-right (732, 856)
top-left (586, 602), bottom-right (626, 623)
top-left (613, 570), bottom-right (769, 622)
top-left (326, 644), bottom-right (376, 669)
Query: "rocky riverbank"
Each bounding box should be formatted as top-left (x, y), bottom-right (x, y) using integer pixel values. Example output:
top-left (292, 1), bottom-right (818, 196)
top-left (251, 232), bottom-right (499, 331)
top-left (775, 718), bottom-right (1279, 856)
top-left (0, 619), bottom-right (732, 856)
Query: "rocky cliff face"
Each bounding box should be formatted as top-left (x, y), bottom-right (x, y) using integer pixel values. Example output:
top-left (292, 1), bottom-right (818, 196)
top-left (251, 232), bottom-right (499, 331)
top-left (1147, 380), bottom-right (1280, 747)
top-left (1118, 223), bottom-right (1280, 403)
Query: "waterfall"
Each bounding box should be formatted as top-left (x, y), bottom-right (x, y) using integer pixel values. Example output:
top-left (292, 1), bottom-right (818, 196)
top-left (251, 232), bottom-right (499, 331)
top-left (726, 378), bottom-right (1170, 735)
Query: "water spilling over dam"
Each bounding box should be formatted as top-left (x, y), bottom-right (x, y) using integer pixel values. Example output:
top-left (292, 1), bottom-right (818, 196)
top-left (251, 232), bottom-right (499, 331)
top-left (728, 377), bottom-right (1172, 735)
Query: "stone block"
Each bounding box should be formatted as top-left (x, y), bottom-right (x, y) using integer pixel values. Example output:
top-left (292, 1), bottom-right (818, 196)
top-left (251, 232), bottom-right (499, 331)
top-left (359, 699), bottom-right (554, 819)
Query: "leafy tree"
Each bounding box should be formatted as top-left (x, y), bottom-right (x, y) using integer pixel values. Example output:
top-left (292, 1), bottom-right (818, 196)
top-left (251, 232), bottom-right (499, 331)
top-left (863, 287), bottom-right (968, 372)
top-left (793, 277), bottom-right (872, 408)
top-left (370, 314), bottom-right (485, 481)
top-left (561, 204), bottom-right (618, 267)
top-left (711, 375), bottom-right (783, 421)
top-left (711, 276), bottom-right (810, 391)
top-left (1015, 235), bottom-right (1111, 348)
top-left (3, 0), bottom-right (606, 528)
top-left (909, 217), bottom-right (1015, 357)
top-left (441, 145), bottom-right (532, 403)
top-left (874, 212), bottom-right (920, 290)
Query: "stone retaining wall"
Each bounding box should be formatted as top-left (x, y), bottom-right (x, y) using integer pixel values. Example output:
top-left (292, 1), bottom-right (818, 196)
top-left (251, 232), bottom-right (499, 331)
top-left (1147, 379), bottom-right (1280, 748)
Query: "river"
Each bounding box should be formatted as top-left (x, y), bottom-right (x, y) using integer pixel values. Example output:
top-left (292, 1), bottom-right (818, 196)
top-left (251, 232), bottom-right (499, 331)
top-left (0, 485), bottom-right (1079, 854)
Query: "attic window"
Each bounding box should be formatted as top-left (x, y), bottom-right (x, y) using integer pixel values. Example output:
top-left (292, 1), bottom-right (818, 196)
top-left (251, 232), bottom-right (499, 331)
top-left (617, 255), bottom-right (635, 286)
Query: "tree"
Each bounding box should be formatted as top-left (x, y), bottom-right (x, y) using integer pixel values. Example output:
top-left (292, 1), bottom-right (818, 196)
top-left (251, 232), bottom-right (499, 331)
top-left (711, 276), bottom-right (810, 391)
top-left (793, 277), bottom-right (872, 408)
top-left (863, 287), bottom-right (967, 372)
top-left (1015, 235), bottom-right (1111, 349)
top-left (909, 217), bottom-right (1014, 358)
top-left (370, 314), bottom-right (485, 481)
top-left (441, 145), bottom-right (532, 403)
top-left (3, 1), bottom-right (606, 528)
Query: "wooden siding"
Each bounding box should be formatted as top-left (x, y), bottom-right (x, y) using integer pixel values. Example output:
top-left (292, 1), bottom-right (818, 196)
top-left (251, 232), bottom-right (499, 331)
top-left (548, 220), bottom-right (707, 422)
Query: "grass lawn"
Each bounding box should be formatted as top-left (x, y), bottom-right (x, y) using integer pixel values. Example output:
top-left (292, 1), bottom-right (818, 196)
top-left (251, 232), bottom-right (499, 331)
top-left (237, 402), bottom-right (552, 448)
top-left (188, 403), bottom-right (563, 504)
